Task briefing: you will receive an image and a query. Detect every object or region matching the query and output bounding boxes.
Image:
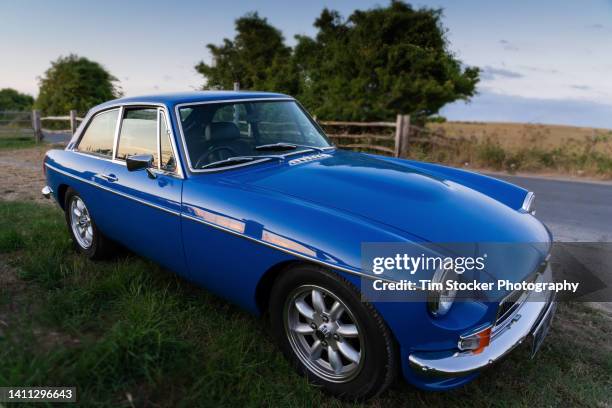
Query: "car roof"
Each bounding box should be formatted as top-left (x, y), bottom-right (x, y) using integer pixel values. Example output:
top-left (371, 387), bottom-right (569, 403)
top-left (94, 91), bottom-right (292, 111)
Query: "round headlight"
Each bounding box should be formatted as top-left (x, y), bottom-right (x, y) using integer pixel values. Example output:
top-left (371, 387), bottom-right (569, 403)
top-left (427, 267), bottom-right (457, 317)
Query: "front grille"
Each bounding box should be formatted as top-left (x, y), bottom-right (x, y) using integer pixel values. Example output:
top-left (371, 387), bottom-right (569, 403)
top-left (495, 261), bottom-right (547, 326)
top-left (496, 288), bottom-right (526, 324)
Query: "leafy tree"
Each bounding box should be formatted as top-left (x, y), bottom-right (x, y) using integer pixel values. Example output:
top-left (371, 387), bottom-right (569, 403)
top-left (195, 12), bottom-right (299, 94)
top-left (35, 54), bottom-right (122, 115)
top-left (295, 2), bottom-right (479, 121)
top-left (196, 2), bottom-right (479, 122)
top-left (0, 88), bottom-right (34, 111)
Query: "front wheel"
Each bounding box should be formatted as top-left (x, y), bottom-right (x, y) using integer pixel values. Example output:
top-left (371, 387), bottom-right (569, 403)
top-left (269, 265), bottom-right (397, 400)
top-left (64, 188), bottom-right (114, 259)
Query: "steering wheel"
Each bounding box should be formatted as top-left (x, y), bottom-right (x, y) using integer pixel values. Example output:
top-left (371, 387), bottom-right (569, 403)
top-left (194, 146), bottom-right (239, 169)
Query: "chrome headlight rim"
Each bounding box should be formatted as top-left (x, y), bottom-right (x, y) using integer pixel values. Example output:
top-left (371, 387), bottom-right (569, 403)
top-left (522, 192), bottom-right (536, 215)
top-left (427, 266), bottom-right (458, 317)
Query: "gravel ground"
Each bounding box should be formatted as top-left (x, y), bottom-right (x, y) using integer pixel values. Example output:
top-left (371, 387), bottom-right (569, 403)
top-left (0, 145), bottom-right (61, 203)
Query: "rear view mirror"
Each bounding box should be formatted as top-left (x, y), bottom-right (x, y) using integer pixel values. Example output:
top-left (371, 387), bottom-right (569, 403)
top-left (126, 154), bottom-right (156, 178)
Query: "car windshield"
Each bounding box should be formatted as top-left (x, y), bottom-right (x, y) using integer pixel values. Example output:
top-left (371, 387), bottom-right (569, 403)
top-left (178, 100), bottom-right (332, 169)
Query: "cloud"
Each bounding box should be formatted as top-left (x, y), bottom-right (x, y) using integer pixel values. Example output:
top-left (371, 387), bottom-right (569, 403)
top-left (499, 39), bottom-right (519, 51)
top-left (571, 84), bottom-right (591, 90)
top-left (586, 23), bottom-right (605, 29)
top-left (441, 91), bottom-right (612, 129)
top-left (481, 66), bottom-right (523, 80)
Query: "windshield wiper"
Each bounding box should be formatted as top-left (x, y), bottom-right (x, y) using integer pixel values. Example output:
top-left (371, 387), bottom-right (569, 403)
top-left (199, 155), bottom-right (285, 170)
top-left (255, 143), bottom-right (329, 153)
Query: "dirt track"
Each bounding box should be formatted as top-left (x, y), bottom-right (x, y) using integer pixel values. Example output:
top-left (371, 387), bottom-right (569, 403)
top-left (0, 146), bottom-right (58, 203)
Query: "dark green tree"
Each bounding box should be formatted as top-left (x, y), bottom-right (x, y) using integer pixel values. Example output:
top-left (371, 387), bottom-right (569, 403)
top-left (195, 12), bottom-right (299, 94)
top-left (35, 54), bottom-right (122, 115)
top-left (295, 2), bottom-right (479, 121)
top-left (0, 88), bottom-right (34, 111)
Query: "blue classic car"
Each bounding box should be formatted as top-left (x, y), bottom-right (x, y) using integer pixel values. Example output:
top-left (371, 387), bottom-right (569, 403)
top-left (42, 92), bottom-right (556, 399)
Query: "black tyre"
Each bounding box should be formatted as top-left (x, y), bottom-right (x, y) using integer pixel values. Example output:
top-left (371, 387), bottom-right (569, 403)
top-left (269, 264), bottom-right (397, 400)
top-left (64, 188), bottom-right (114, 259)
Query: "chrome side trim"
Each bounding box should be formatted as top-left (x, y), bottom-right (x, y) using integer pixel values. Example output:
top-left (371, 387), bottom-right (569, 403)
top-left (41, 185), bottom-right (53, 199)
top-left (46, 158), bottom-right (387, 283)
top-left (180, 212), bottom-right (388, 282)
top-left (45, 163), bottom-right (180, 216)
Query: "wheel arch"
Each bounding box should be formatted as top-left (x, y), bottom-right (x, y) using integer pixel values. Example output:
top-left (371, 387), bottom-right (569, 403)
top-left (57, 183), bottom-right (70, 209)
top-left (255, 259), bottom-right (303, 315)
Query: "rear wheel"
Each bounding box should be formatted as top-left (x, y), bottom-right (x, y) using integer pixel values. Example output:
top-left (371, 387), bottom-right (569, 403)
top-left (269, 265), bottom-right (397, 400)
top-left (64, 188), bottom-right (114, 259)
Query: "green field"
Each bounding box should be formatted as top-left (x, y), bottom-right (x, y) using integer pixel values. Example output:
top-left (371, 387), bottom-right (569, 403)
top-left (0, 201), bottom-right (610, 407)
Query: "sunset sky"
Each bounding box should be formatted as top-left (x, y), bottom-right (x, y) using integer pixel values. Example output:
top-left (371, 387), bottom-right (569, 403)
top-left (1, 0), bottom-right (611, 127)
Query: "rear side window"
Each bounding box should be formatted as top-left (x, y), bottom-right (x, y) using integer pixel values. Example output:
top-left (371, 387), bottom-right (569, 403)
top-left (77, 109), bottom-right (119, 157)
top-left (116, 108), bottom-right (158, 166)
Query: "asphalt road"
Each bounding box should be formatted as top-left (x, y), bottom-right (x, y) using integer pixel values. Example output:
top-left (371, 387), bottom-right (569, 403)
top-left (492, 174), bottom-right (612, 242)
top-left (42, 131), bottom-right (71, 144)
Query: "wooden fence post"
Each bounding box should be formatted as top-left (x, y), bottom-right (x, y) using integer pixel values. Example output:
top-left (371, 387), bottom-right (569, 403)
top-left (399, 114), bottom-right (410, 157)
top-left (32, 110), bottom-right (42, 143)
top-left (394, 115), bottom-right (402, 157)
top-left (69, 110), bottom-right (78, 135)
top-left (394, 114), bottom-right (410, 157)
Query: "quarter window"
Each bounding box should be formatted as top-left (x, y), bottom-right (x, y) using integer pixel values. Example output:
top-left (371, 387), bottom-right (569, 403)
top-left (77, 109), bottom-right (118, 157)
top-left (159, 114), bottom-right (176, 172)
top-left (116, 108), bottom-right (158, 166)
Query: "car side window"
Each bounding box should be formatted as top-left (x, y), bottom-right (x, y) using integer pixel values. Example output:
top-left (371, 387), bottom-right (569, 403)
top-left (116, 108), bottom-right (158, 166)
top-left (76, 109), bottom-right (119, 157)
top-left (159, 113), bottom-right (177, 172)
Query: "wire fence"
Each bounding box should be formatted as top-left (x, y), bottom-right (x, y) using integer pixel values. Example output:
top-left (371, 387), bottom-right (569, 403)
top-left (0, 111), bottom-right (34, 136)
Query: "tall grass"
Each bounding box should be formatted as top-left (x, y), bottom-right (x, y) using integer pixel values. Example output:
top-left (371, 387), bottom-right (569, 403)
top-left (409, 136), bottom-right (612, 178)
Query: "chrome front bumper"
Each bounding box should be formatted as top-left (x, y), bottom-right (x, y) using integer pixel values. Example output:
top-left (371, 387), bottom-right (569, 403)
top-left (409, 267), bottom-right (557, 378)
top-left (41, 185), bottom-right (53, 199)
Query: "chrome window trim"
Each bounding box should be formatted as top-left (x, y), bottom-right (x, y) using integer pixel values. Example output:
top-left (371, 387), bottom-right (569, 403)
top-left (73, 107), bottom-right (121, 159)
top-left (173, 97), bottom-right (335, 173)
top-left (115, 105), bottom-right (184, 178)
top-left (111, 106), bottom-right (124, 160)
top-left (157, 109), bottom-right (162, 170)
top-left (72, 102), bottom-right (184, 179)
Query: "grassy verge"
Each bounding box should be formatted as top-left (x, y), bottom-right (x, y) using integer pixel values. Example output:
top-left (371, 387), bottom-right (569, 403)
top-left (409, 136), bottom-right (612, 179)
top-left (0, 201), bottom-right (610, 407)
top-left (0, 134), bottom-right (37, 150)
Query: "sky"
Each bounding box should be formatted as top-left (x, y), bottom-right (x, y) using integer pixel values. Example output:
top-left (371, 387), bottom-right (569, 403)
top-left (1, 0), bottom-right (611, 128)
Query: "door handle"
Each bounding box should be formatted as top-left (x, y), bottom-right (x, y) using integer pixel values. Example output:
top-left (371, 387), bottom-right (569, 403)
top-left (98, 173), bottom-right (118, 183)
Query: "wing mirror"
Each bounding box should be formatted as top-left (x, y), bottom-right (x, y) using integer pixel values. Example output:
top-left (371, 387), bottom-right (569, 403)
top-left (126, 154), bottom-right (157, 179)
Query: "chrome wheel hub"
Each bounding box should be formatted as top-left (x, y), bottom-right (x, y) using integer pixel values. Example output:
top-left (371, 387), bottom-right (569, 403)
top-left (69, 196), bottom-right (93, 249)
top-left (284, 285), bottom-right (364, 383)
